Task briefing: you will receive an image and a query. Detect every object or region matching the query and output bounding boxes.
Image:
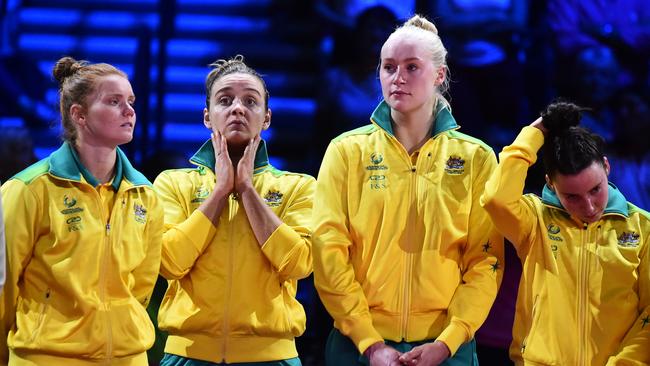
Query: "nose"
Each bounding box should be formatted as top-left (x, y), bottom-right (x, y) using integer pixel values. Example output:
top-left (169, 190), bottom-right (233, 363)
top-left (393, 67), bottom-right (406, 84)
top-left (583, 198), bottom-right (597, 216)
top-left (230, 98), bottom-right (245, 115)
top-left (124, 102), bottom-right (135, 117)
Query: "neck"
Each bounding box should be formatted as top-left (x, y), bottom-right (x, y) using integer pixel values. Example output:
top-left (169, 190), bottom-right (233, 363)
top-left (74, 141), bottom-right (117, 185)
top-left (391, 99), bottom-right (437, 154)
top-left (228, 144), bottom-right (246, 167)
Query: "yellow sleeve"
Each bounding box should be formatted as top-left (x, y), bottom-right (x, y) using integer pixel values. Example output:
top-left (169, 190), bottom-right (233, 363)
top-left (437, 148), bottom-right (505, 355)
top-left (260, 177), bottom-right (315, 281)
top-left (153, 171), bottom-right (217, 280)
top-left (312, 142), bottom-right (383, 354)
top-left (0, 180), bottom-right (41, 363)
top-left (129, 189), bottom-right (163, 307)
top-left (606, 230), bottom-right (650, 365)
top-left (481, 126), bottom-right (544, 256)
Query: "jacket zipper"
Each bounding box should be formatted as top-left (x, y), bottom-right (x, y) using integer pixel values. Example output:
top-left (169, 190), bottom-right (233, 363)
top-left (577, 223), bottom-right (589, 366)
top-left (221, 193), bottom-right (238, 362)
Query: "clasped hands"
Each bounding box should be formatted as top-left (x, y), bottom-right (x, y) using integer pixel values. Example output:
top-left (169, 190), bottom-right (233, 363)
top-left (364, 340), bottom-right (451, 366)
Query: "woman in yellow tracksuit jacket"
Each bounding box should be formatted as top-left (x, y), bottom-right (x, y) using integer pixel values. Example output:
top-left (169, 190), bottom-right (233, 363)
top-left (481, 101), bottom-right (650, 365)
top-left (0, 57), bottom-right (163, 365)
top-left (313, 15), bottom-right (504, 366)
top-left (154, 55), bottom-right (314, 366)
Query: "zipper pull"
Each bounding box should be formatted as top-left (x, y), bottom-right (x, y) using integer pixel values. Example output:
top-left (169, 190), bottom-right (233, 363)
top-left (106, 223), bottom-right (111, 235)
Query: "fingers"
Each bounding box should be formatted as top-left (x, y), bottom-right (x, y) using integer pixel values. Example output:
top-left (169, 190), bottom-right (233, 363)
top-left (398, 347), bottom-right (421, 363)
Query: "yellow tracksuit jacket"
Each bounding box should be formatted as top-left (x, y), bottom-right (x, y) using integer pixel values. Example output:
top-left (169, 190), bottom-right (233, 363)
top-left (313, 100), bottom-right (504, 355)
top-left (482, 126), bottom-right (650, 365)
top-left (0, 142), bottom-right (163, 365)
top-left (154, 140), bottom-right (314, 363)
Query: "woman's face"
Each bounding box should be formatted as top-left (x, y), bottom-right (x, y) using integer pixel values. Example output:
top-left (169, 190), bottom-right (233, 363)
top-left (379, 33), bottom-right (444, 115)
top-left (548, 159), bottom-right (610, 224)
top-left (74, 74), bottom-right (136, 148)
top-left (203, 72), bottom-right (270, 148)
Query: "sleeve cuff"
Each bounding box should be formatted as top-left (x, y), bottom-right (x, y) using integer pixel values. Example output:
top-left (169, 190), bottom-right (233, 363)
top-left (175, 209), bottom-right (218, 254)
top-left (343, 320), bottom-right (384, 354)
top-left (436, 322), bottom-right (469, 356)
top-left (261, 223), bottom-right (303, 271)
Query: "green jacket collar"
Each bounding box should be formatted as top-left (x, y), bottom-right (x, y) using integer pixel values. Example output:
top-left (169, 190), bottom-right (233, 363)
top-left (542, 182), bottom-right (629, 217)
top-left (190, 139), bottom-right (270, 173)
top-left (370, 99), bottom-right (459, 137)
top-left (49, 142), bottom-right (150, 189)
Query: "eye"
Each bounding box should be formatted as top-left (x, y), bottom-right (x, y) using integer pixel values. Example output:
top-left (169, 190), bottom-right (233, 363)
top-left (218, 96), bottom-right (232, 106)
top-left (407, 63), bottom-right (418, 71)
top-left (245, 97), bottom-right (258, 106)
top-left (590, 186), bottom-right (601, 194)
top-left (109, 98), bottom-right (119, 105)
top-left (383, 64), bottom-right (395, 73)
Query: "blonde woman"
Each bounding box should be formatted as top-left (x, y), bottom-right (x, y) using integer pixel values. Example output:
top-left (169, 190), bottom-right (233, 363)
top-left (313, 14), bottom-right (504, 366)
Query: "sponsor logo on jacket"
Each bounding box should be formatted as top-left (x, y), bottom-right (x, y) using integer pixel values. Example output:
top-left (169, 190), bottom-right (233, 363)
top-left (61, 195), bottom-right (84, 214)
top-left (617, 231), bottom-right (640, 247)
top-left (444, 156), bottom-right (465, 174)
top-left (366, 153), bottom-right (388, 171)
top-left (264, 190), bottom-right (283, 207)
top-left (547, 224), bottom-right (563, 258)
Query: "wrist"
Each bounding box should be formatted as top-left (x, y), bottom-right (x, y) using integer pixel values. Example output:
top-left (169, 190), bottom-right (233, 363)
top-left (363, 341), bottom-right (385, 358)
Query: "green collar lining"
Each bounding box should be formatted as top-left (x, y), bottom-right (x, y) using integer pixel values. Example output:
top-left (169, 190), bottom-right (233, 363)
top-left (189, 139), bottom-right (270, 173)
top-left (48, 142), bottom-right (150, 189)
top-left (369, 99), bottom-right (459, 137)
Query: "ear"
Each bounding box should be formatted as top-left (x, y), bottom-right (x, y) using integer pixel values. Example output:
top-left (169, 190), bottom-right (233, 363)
top-left (203, 107), bottom-right (211, 130)
top-left (545, 174), bottom-right (554, 191)
top-left (70, 104), bottom-right (85, 127)
top-left (434, 66), bottom-right (446, 87)
top-left (262, 108), bottom-right (272, 130)
top-left (603, 156), bottom-right (611, 176)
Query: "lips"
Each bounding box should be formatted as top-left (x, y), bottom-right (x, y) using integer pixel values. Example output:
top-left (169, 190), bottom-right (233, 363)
top-left (120, 122), bottom-right (134, 128)
top-left (391, 90), bottom-right (409, 96)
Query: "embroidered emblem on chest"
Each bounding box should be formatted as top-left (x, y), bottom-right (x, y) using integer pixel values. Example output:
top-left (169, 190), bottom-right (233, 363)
top-left (264, 190), bottom-right (283, 207)
top-left (191, 186), bottom-right (210, 203)
top-left (617, 231), bottom-right (640, 247)
top-left (444, 155), bottom-right (465, 174)
top-left (134, 203), bottom-right (147, 224)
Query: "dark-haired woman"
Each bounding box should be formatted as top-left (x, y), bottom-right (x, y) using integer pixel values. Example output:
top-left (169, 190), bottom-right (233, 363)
top-left (0, 56), bottom-right (163, 365)
top-left (154, 55), bottom-right (314, 366)
top-left (481, 102), bottom-right (650, 365)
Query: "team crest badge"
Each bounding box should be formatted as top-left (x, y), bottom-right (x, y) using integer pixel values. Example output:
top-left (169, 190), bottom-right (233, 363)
top-left (444, 156), bottom-right (465, 174)
top-left (618, 231), bottom-right (640, 247)
top-left (264, 190), bottom-right (283, 207)
top-left (134, 203), bottom-right (147, 224)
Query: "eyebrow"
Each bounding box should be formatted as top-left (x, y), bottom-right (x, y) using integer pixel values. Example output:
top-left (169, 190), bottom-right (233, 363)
top-left (382, 57), bottom-right (422, 62)
top-left (104, 93), bottom-right (135, 99)
top-left (214, 87), bottom-right (262, 97)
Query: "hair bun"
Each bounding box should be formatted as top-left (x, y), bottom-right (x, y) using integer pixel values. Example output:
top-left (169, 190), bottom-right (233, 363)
top-left (52, 56), bottom-right (87, 85)
top-left (405, 14), bottom-right (439, 35)
top-left (540, 101), bottom-right (583, 133)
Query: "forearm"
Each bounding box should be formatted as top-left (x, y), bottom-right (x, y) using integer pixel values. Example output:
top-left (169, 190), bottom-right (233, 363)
top-left (239, 183), bottom-right (282, 246)
top-left (197, 187), bottom-right (229, 226)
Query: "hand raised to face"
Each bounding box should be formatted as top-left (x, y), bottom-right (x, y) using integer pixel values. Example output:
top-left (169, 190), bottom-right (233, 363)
top-left (210, 131), bottom-right (235, 197)
top-left (235, 134), bottom-right (261, 194)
